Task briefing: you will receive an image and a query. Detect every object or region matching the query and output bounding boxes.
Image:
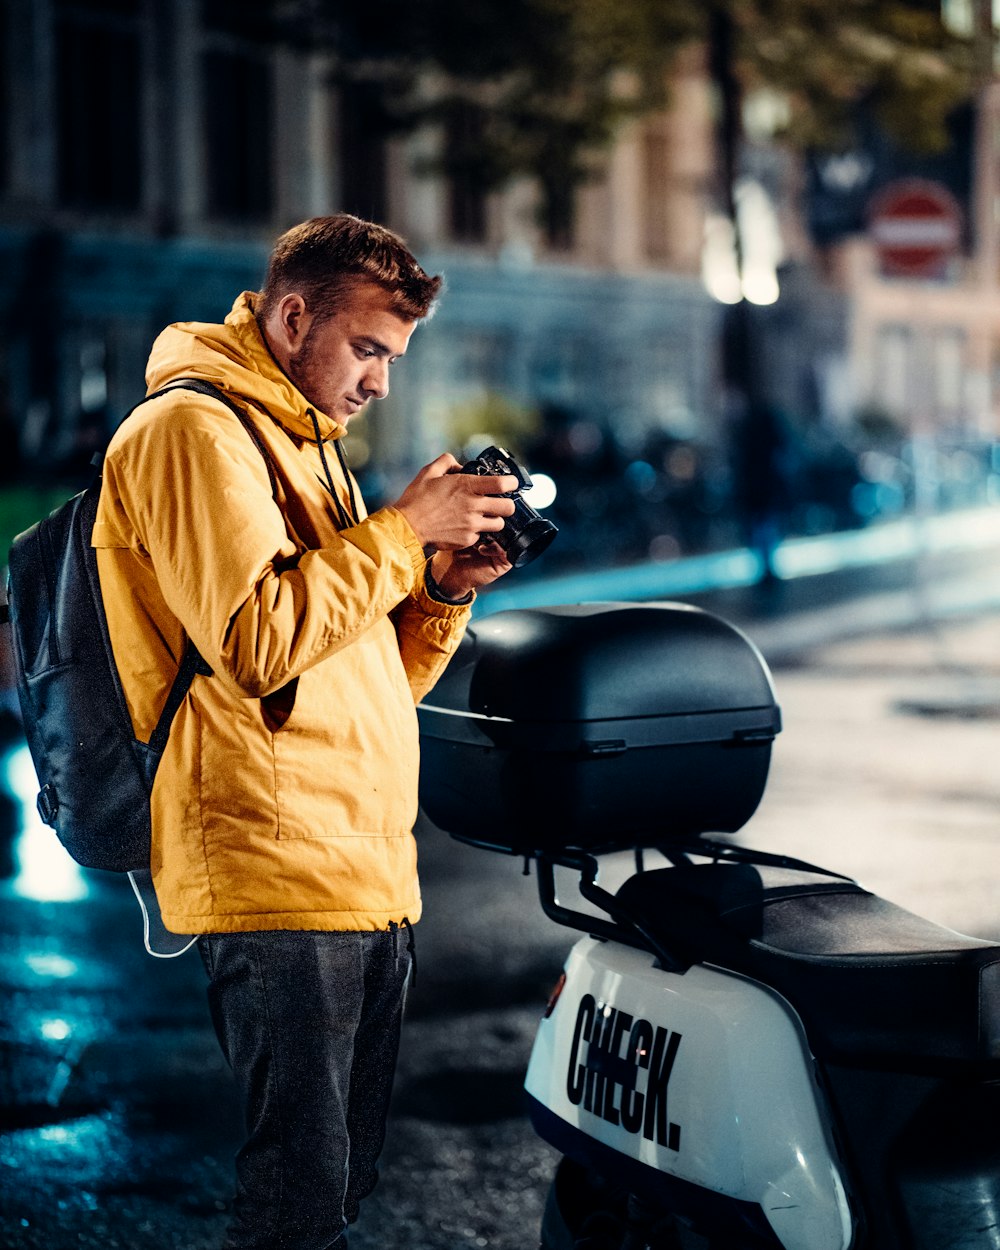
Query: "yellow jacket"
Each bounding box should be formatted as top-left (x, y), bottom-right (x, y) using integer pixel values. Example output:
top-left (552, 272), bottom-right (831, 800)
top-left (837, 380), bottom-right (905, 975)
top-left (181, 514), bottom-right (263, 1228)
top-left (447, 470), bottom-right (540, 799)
top-left (92, 293), bottom-right (471, 934)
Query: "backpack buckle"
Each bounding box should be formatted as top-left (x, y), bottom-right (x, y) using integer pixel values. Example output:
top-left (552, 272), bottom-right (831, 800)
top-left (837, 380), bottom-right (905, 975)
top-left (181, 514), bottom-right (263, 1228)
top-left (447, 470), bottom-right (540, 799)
top-left (36, 783), bottom-right (59, 827)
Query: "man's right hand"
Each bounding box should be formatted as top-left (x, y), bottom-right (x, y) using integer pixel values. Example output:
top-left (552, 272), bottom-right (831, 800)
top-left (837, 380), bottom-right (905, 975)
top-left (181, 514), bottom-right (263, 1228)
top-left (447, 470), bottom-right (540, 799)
top-left (393, 453), bottom-right (517, 550)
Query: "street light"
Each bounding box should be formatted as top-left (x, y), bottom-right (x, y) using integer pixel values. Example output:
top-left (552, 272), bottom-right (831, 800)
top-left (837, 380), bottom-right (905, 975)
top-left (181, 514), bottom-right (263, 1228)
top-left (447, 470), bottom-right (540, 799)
top-left (701, 180), bottom-right (782, 308)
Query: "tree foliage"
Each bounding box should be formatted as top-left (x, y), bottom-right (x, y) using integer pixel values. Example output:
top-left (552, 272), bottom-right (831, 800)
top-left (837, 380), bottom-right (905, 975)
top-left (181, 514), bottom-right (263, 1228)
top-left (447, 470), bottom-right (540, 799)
top-left (274, 0), bottom-right (984, 201)
top-left (734, 0), bottom-right (981, 151)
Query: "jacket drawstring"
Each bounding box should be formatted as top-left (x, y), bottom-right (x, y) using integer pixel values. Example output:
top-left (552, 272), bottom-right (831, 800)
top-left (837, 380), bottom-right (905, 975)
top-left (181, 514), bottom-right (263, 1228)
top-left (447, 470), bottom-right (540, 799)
top-left (309, 408), bottom-right (359, 529)
top-left (334, 437), bottom-right (360, 524)
top-left (389, 918), bottom-right (417, 987)
top-left (402, 917), bottom-right (416, 987)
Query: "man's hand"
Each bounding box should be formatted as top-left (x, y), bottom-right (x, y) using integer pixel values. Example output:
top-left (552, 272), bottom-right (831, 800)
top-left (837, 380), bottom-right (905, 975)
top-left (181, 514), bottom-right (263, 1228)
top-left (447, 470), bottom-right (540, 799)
top-left (430, 543), bottom-right (513, 599)
top-left (394, 453), bottom-right (516, 550)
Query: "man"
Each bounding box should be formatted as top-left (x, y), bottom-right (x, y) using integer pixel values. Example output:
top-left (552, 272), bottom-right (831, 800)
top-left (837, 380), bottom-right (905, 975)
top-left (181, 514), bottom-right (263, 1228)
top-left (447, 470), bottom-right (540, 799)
top-left (91, 215), bottom-right (516, 1249)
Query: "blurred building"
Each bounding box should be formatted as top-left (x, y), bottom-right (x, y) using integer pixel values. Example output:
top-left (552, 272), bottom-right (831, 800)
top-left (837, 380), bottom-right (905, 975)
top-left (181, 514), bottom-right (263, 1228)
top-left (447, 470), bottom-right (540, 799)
top-left (4, 0), bottom-right (995, 567)
top-left (836, 85), bottom-right (998, 441)
top-left (797, 50), bottom-right (1000, 521)
top-left (0, 2), bottom-right (845, 509)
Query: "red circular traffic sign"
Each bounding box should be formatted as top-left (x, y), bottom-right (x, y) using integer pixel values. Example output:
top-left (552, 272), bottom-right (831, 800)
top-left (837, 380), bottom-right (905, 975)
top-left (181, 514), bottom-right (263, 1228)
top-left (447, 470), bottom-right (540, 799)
top-left (868, 179), bottom-right (963, 278)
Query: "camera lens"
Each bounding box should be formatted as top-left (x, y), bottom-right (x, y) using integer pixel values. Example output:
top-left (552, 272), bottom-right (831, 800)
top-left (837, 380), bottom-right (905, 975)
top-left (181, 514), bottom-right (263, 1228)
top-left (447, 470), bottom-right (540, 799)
top-left (460, 445), bottom-right (558, 568)
top-left (504, 502), bottom-right (558, 567)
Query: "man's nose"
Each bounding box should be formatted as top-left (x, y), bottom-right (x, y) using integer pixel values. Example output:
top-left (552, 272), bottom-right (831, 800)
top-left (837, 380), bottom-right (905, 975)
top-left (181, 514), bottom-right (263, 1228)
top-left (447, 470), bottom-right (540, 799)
top-left (361, 360), bottom-right (389, 400)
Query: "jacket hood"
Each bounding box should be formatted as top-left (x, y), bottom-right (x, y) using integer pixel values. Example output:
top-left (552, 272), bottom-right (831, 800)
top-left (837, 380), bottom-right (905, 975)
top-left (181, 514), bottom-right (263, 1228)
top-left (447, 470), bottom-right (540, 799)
top-left (145, 291), bottom-right (346, 443)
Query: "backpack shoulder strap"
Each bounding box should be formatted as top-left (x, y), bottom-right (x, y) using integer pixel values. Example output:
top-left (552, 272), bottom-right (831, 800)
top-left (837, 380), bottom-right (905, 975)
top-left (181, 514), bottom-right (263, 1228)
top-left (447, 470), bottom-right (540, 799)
top-left (124, 379), bottom-right (281, 717)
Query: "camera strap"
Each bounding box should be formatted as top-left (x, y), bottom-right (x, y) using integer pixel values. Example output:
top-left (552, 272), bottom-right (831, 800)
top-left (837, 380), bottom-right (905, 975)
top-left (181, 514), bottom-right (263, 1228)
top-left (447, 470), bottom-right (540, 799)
top-left (310, 409), bottom-right (359, 530)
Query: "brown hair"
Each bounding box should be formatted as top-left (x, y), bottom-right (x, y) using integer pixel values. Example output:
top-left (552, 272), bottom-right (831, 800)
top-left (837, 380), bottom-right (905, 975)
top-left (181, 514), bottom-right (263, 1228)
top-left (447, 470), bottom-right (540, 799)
top-left (257, 215), bottom-right (442, 324)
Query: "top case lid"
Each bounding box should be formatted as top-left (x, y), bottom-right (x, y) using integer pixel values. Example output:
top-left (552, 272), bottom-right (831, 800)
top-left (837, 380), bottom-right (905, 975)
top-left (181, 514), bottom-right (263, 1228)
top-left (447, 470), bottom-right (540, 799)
top-left (429, 602), bottom-right (778, 725)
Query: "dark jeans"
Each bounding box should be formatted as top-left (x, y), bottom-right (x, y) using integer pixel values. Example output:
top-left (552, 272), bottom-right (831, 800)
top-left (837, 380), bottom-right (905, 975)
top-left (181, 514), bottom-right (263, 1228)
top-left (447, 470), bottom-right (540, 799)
top-left (198, 927), bottom-right (412, 1250)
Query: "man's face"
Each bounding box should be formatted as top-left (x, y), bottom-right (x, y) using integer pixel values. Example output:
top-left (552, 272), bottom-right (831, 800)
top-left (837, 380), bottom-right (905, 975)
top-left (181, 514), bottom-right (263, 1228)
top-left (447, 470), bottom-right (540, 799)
top-left (285, 281), bottom-right (417, 422)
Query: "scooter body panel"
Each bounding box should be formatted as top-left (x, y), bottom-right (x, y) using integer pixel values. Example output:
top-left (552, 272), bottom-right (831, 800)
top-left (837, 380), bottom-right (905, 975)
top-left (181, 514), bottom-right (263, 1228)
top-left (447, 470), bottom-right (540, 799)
top-left (525, 936), bottom-right (854, 1250)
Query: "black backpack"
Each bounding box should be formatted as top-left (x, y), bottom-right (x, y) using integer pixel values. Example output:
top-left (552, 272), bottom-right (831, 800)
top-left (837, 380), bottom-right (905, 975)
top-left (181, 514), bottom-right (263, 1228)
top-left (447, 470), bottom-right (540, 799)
top-left (4, 378), bottom-right (277, 874)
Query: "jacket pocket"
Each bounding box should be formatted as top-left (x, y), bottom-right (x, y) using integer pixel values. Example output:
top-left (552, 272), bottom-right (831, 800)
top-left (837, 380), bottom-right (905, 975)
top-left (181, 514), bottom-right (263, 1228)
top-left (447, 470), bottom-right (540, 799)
top-left (197, 688), bottom-right (280, 839)
top-left (272, 650), bottom-right (419, 840)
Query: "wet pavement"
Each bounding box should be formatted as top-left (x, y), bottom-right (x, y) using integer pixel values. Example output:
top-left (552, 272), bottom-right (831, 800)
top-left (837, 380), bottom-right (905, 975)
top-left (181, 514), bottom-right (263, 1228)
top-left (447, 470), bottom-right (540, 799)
top-left (0, 873), bottom-right (241, 1249)
top-left (0, 775), bottom-right (568, 1250)
top-left (741, 611), bottom-right (1000, 943)
top-left (3, 570), bottom-right (1000, 1248)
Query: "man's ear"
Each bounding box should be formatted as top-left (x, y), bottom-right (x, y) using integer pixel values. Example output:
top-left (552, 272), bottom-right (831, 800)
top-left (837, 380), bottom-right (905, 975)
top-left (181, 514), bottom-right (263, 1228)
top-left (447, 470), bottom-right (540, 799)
top-left (275, 293), bottom-right (310, 354)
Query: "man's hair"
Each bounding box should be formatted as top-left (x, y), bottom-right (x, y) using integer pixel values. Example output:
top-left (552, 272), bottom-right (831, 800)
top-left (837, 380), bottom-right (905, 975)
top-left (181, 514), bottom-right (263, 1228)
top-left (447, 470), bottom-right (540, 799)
top-left (257, 215), bottom-right (442, 325)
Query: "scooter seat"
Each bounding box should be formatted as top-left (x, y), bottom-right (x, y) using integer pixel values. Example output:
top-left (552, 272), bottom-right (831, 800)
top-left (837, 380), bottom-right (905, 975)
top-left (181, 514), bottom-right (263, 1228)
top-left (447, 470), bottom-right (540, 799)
top-left (614, 863), bottom-right (1000, 1066)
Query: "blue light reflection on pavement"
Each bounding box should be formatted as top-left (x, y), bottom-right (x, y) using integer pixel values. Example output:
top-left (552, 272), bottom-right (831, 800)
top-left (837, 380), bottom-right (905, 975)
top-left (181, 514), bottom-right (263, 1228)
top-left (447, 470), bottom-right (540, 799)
top-left (3, 743), bottom-right (88, 903)
top-left (479, 547), bottom-right (765, 616)
top-left (39, 1018), bottom-right (74, 1042)
top-left (475, 505), bottom-right (1000, 617)
top-left (22, 951), bottom-right (79, 980)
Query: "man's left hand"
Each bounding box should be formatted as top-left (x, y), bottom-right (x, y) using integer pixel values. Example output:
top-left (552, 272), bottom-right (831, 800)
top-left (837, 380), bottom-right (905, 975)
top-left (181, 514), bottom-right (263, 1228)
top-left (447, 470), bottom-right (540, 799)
top-left (430, 543), bottom-right (513, 600)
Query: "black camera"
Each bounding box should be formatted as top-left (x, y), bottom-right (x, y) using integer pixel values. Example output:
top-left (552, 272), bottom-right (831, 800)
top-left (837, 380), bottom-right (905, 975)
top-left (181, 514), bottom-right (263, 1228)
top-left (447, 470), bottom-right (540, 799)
top-left (460, 445), bottom-right (558, 569)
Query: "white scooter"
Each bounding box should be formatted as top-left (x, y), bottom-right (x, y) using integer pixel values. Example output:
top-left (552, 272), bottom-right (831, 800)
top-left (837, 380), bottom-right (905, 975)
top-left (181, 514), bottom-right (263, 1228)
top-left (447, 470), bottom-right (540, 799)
top-left (418, 601), bottom-right (1000, 1250)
